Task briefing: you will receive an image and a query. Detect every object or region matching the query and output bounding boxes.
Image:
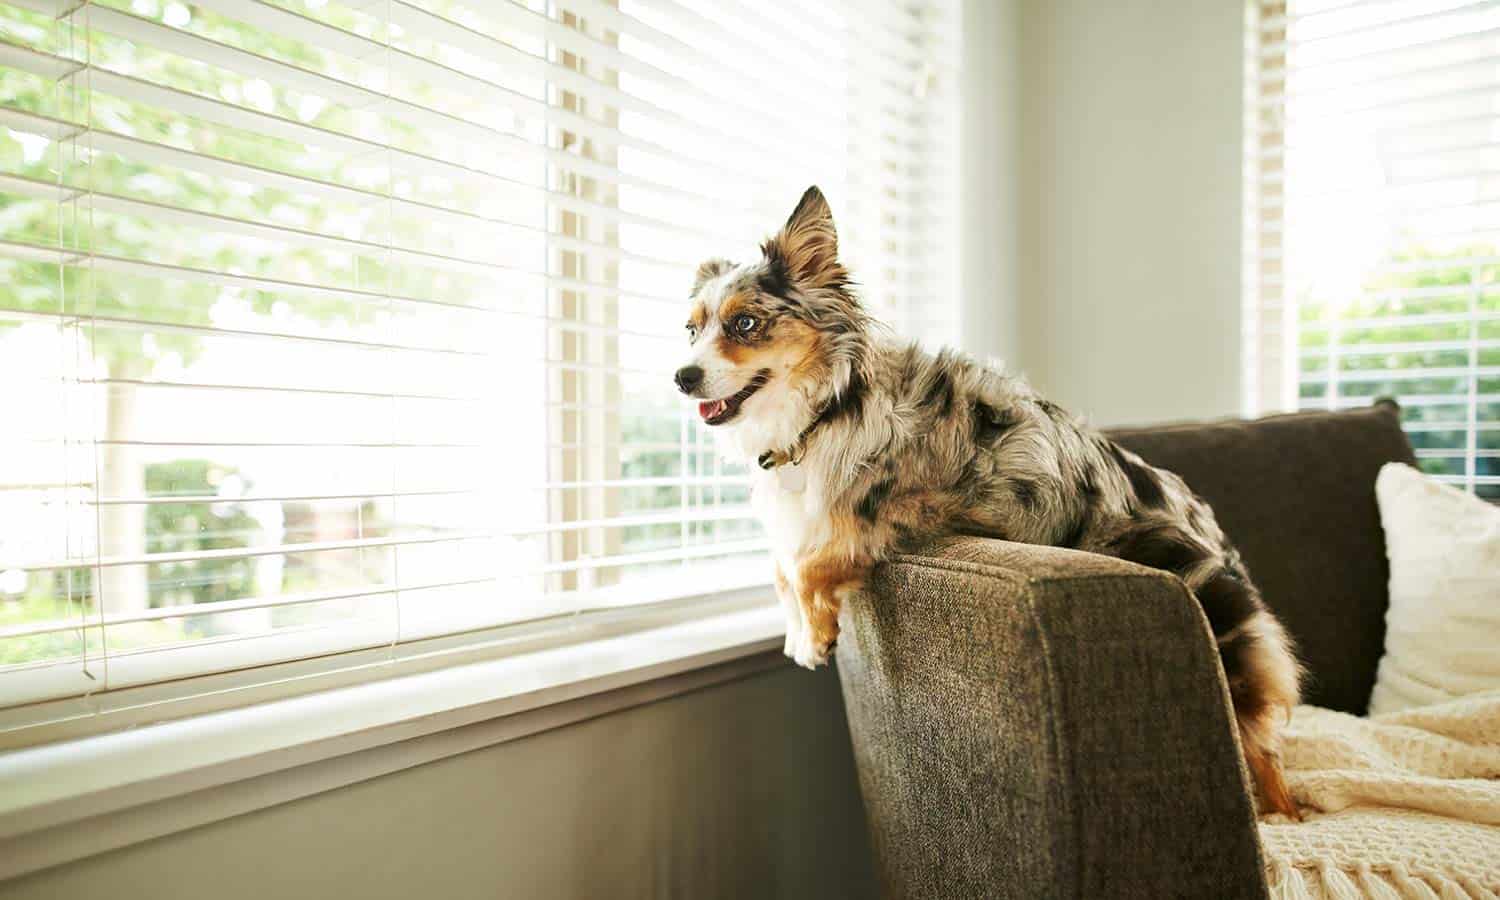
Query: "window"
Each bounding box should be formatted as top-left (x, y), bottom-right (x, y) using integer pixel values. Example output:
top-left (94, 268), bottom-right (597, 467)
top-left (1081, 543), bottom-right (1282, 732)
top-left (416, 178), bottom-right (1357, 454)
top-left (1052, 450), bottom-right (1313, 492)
top-left (1247, 0), bottom-right (1500, 500)
top-left (0, 0), bottom-right (958, 735)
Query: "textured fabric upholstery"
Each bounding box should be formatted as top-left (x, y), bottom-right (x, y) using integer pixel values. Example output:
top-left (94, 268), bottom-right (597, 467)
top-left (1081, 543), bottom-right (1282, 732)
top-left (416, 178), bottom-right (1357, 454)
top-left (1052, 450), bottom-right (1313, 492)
top-left (837, 537), bottom-right (1267, 899)
top-left (1105, 402), bottom-right (1416, 714)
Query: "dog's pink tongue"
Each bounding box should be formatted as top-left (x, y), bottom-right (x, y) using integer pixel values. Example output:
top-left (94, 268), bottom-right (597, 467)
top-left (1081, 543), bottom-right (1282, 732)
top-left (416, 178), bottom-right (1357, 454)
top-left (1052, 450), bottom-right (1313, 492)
top-left (698, 399), bottom-right (725, 421)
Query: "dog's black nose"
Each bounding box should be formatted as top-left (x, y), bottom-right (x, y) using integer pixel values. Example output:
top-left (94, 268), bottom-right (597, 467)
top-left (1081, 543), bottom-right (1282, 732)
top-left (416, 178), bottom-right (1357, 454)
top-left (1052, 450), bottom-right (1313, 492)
top-left (674, 365), bottom-right (704, 394)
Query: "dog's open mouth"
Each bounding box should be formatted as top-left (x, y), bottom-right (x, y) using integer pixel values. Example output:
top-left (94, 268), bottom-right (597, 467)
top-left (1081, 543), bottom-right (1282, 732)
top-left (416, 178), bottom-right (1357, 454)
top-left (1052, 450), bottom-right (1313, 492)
top-left (698, 370), bottom-right (770, 426)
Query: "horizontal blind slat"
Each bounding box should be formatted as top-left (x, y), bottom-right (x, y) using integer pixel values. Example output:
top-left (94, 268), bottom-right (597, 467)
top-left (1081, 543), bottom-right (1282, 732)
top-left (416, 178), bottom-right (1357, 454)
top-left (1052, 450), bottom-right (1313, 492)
top-left (1301, 337), bottom-right (1500, 355)
top-left (0, 236), bottom-right (695, 311)
top-left (4, 516), bottom-right (765, 573)
top-left (1301, 364), bottom-right (1500, 382)
top-left (81, 476), bottom-right (753, 506)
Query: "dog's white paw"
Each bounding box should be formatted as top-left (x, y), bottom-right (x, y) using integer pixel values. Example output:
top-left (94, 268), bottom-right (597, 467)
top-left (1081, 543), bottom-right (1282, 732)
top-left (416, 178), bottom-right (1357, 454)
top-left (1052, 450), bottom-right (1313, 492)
top-left (793, 646), bottom-right (826, 669)
top-left (782, 612), bottom-right (804, 659)
top-left (792, 632), bottom-right (830, 669)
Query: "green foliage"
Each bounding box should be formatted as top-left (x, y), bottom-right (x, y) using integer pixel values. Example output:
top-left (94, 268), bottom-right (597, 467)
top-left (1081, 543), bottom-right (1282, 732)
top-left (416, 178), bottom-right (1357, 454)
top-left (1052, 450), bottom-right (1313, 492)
top-left (0, 457), bottom-right (257, 663)
top-left (0, 569), bottom-right (88, 666)
top-left (144, 459), bottom-right (258, 610)
top-left (1296, 245), bottom-right (1500, 493)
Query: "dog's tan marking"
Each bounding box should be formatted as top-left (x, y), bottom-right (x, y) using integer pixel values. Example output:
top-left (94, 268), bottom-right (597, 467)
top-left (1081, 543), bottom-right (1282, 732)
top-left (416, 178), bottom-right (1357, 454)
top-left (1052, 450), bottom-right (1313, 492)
top-left (716, 334), bottom-right (751, 365)
top-left (714, 310), bottom-right (823, 378)
top-left (713, 293), bottom-right (754, 364)
top-left (749, 326), bottom-right (834, 469)
top-left (778, 322), bottom-right (826, 395)
top-left (715, 292), bottom-right (748, 323)
top-left (795, 556), bottom-right (866, 657)
top-left (786, 330), bottom-right (828, 382)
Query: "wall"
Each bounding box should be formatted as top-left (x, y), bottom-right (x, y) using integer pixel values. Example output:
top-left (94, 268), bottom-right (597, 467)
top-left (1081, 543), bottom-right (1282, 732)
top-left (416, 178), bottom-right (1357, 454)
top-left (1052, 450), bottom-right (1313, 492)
top-left (1002, 0), bottom-right (1245, 427)
top-left (0, 665), bottom-right (877, 900)
top-left (960, 0), bottom-right (1023, 368)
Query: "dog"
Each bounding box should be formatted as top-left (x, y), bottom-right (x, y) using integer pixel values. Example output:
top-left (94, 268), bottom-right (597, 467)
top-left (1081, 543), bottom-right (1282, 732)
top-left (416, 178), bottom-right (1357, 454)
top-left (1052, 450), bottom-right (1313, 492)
top-left (674, 185), bottom-right (1302, 818)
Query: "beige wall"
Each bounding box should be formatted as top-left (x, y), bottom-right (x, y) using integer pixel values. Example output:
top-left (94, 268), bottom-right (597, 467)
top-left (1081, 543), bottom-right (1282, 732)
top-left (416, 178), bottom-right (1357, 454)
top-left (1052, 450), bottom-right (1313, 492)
top-left (1008, 0), bottom-right (1245, 427)
top-left (0, 666), bottom-right (877, 900)
top-left (961, 0), bottom-right (1023, 368)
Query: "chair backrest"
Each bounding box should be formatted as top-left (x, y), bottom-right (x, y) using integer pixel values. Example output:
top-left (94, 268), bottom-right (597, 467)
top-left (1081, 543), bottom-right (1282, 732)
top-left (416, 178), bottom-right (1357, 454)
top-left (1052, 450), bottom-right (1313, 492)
top-left (1106, 401), bottom-right (1416, 714)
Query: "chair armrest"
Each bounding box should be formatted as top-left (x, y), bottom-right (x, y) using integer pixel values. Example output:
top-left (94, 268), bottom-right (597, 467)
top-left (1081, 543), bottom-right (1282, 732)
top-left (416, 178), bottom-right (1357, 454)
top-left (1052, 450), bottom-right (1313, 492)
top-left (835, 536), bottom-right (1268, 899)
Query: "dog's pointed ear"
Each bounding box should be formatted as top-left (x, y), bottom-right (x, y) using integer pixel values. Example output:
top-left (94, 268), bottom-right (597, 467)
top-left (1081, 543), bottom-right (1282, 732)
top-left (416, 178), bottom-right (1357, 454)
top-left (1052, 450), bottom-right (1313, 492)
top-left (692, 258), bottom-right (733, 294)
top-left (761, 186), bottom-right (843, 290)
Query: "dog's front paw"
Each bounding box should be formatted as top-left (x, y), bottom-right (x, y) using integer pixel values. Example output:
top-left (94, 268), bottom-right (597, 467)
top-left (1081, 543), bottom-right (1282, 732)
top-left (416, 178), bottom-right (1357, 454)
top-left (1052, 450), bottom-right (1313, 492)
top-left (792, 632), bottom-right (830, 669)
top-left (790, 558), bottom-right (862, 670)
top-left (792, 621), bottom-right (838, 669)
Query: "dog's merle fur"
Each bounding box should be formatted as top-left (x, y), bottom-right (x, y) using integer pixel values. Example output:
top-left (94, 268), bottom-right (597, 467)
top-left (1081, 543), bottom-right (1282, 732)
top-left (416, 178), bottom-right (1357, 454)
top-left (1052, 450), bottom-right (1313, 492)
top-left (676, 186), bottom-right (1303, 818)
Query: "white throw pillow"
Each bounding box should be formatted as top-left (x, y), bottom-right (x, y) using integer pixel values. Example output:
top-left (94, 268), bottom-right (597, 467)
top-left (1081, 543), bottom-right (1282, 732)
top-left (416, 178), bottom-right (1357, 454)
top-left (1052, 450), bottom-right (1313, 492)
top-left (1368, 462), bottom-right (1500, 715)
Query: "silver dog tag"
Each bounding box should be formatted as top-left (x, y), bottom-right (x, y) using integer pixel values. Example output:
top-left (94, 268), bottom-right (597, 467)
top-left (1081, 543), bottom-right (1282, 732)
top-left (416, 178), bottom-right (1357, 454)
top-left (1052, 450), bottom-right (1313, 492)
top-left (777, 463), bottom-right (807, 494)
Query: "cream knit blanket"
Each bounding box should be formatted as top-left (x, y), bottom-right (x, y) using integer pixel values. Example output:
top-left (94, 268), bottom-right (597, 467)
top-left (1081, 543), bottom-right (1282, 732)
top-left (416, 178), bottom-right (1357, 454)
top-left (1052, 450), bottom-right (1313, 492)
top-left (1258, 691), bottom-right (1500, 899)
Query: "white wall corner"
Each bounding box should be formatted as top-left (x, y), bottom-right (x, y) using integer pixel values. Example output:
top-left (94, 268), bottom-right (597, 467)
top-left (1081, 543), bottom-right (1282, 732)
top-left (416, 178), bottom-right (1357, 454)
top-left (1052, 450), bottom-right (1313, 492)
top-left (959, 0), bottom-right (1023, 370)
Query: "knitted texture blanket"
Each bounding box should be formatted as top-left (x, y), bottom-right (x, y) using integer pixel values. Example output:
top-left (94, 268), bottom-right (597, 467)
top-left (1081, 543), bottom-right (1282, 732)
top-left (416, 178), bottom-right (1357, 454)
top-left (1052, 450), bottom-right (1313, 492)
top-left (1258, 691), bottom-right (1500, 898)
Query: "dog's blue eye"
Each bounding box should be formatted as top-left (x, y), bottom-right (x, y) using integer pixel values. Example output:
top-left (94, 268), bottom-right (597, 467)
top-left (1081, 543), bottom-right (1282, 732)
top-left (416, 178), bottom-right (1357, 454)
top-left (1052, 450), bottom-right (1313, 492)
top-left (685, 323), bottom-right (698, 341)
top-left (734, 315), bottom-right (757, 334)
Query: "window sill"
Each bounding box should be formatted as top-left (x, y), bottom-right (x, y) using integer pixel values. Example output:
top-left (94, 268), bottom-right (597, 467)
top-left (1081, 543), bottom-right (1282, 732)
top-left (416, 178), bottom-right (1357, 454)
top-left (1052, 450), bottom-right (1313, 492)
top-left (0, 593), bottom-right (784, 881)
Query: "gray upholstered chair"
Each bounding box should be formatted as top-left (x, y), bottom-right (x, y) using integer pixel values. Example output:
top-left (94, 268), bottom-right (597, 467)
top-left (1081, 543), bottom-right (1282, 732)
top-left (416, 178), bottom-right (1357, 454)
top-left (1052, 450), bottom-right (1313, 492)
top-left (835, 402), bottom-right (1416, 899)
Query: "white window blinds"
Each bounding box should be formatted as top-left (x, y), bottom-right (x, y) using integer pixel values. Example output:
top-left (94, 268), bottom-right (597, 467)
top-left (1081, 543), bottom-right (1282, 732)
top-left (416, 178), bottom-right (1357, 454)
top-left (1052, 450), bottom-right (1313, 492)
top-left (1247, 0), bottom-right (1500, 500)
top-left (0, 0), bottom-right (958, 732)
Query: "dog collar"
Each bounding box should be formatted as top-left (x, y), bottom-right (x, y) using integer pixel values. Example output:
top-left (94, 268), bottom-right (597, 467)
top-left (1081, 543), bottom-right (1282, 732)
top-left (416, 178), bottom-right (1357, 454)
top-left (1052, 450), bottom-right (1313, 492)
top-left (755, 370), bottom-right (867, 471)
top-left (756, 398), bottom-right (836, 470)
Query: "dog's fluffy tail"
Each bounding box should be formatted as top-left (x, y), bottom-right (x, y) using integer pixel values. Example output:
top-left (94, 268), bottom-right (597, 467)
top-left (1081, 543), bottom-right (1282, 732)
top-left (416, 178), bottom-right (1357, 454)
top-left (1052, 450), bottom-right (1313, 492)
top-left (1208, 602), bottom-right (1302, 819)
top-left (1103, 511), bottom-right (1302, 818)
top-left (1090, 442), bottom-right (1303, 816)
top-left (1165, 527), bottom-right (1302, 818)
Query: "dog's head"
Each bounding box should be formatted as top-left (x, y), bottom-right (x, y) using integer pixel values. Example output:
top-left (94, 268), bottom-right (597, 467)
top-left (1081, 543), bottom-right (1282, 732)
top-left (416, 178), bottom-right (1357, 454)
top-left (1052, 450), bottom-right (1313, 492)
top-left (675, 186), bottom-right (869, 441)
